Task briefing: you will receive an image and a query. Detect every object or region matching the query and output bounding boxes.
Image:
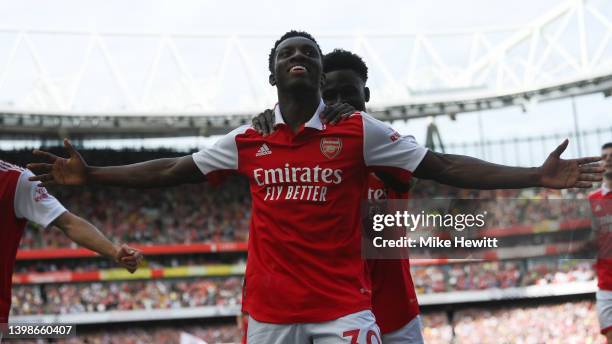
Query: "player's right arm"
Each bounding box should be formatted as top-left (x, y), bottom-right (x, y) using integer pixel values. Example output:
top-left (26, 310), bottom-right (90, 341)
top-left (14, 169), bottom-right (142, 272)
top-left (27, 139), bottom-right (205, 188)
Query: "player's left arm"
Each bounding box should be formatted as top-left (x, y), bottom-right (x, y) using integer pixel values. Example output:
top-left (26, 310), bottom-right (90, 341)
top-left (362, 114), bottom-right (602, 190)
top-left (413, 140), bottom-right (603, 189)
top-left (374, 171), bottom-right (414, 193)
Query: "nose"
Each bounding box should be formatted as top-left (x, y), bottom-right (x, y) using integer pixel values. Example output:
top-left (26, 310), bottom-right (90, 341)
top-left (288, 49), bottom-right (309, 62)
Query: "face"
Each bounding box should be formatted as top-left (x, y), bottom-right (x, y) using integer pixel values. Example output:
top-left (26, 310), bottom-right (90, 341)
top-left (602, 146), bottom-right (612, 180)
top-left (270, 37), bottom-right (323, 92)
top-left (321, 70), bottom-right (369, 111)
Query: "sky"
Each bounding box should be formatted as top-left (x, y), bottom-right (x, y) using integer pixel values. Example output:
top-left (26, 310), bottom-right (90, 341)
top-left (0, 0), bottom-right (566, 33)
top-left (0, 0), bottom-right (610, 164)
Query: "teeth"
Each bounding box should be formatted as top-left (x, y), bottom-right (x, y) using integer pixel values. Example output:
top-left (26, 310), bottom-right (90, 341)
top-left (290, 66), bottom-right (306, 72)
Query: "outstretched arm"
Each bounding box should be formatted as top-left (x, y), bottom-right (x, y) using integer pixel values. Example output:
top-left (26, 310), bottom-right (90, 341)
top-left (27, 139), bottom-right (205, 188)
top-left (52, 212), bottom-right (142, 273)
top-left (414, 139), bottom-right (603, 189)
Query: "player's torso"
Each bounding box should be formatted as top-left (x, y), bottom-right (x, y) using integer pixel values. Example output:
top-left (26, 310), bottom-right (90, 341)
top-left (236, 116), bottom-right (374, 322)
top-left (237, 117), bottom-right (368, 234)
top-left (589, 189), bottom-right (612, 290)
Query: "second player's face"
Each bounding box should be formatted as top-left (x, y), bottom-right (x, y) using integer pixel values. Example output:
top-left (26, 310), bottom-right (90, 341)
top-left (602, 147), bottom-right (612, 179)
top-left (322, 70), bottom-right (368, 111)
top-left (272, 37), bottom-right (323, 91)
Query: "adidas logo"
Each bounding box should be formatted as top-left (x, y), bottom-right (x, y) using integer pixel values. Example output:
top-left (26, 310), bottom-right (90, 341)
top-left (256, 143), bottom-right (272, 157)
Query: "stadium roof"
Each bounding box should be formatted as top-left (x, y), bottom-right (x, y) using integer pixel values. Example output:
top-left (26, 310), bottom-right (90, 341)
top-left (0, 0), bottom-right (611, 136)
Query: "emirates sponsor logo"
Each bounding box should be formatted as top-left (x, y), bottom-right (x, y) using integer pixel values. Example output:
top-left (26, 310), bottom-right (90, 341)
top-left (254, 164), bottom-right (344, 202)
top-left (253, 163), bottom-right (343, 186)
top-left (320, 137), bottom-right (342, 159)
top-left (256, 143), bottom-right (272, 157)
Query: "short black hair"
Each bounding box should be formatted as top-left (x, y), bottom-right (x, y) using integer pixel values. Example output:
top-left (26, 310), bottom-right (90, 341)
top-left (268, 30), bottom-right (322, 74)
top-left (603, 142), bottom-right (612, 150)
top-left (323, 49), bottom-right (368, 82)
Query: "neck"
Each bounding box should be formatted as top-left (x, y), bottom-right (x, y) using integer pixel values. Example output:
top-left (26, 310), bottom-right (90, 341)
top-left (277, 88), bottom-right (321, 132)
top-left (604, 178), bottom-right (612, 190)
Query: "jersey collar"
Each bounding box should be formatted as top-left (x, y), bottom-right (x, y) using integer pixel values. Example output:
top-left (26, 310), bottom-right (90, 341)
top-left (274, 99), bottom-right (326, 131)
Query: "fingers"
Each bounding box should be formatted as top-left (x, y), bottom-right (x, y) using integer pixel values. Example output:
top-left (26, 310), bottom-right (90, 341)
top-left (551, 139), bottom-right (569, 158)
top-left (33, 174), bottom-right (57, 184)
top-left (252, 117), bottom-right (263, 134)
top-left (63, 139), bottom-right (80, 158)
top-left (32, 150), bottom-right (59, 162)
top-left (577, 173), bottom-right (603, 182)
top-left (116, 245), bottom-right (143, 273)
top-left (37, 181), bottom-right (57, 188)
top-left (575, 156), bottom-right (602, 165)
top-left (252, 110), bottom-right (275, 136)
top-left (331, 104), bottom-right (356, 125)
top-left (26, 163), bottom-right (54, 174)
top-left (321, 103), bottom-right (357, 125)
top-left (320, 105), bottom-right (333, 124)
top-left (263, 109), bottom-right (274, 135)
top-left (579, 163), bottom-right (605, 173)
top-left (573, 181), bottom-right (593, 188)
top-left (28, 173), bottom-right (54, 182)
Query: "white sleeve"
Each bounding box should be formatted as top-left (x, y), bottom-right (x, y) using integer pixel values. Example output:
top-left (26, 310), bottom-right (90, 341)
top-left (191, 125), bottom-right (250, 176)
top-left (14, 170), bottom-right (67, 228)
top-left (362, 112), bottom-right (427, 172)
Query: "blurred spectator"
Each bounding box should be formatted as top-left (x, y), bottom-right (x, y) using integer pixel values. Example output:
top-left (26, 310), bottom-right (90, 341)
top-left (10, 277), bottom-right (242, 316)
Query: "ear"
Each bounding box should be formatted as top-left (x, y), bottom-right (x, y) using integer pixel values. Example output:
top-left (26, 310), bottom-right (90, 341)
top-left (269, 74), bottom-right (276, 86)
top-left (320, 73), bottom-right (326, 87)
top-left (364, 87), bottom-right (370, 102)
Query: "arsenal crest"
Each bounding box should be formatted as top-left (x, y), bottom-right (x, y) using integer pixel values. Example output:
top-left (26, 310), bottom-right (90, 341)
top-left (320, 137), bottom-right (342, 159)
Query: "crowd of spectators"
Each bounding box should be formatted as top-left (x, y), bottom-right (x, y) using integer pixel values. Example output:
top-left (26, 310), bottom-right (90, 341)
top-left (411, 258), bottom-right (595, 293)
top-left (10, 277), bottom-right (242, 316)
top-left (10, 301), bottom-right (603, 343)
top-left (19, 179), bottom-right (251, 249)
top-left (61, 325), bottom-right (243, 344)
top-left (11, 258), bottom-right (595, 316)
top-left (1, 149), bottom-right (594, 250)
top-left (4, 148), bottom-right (604, 343)
top-left (452, 300), bottom-right (603, 343)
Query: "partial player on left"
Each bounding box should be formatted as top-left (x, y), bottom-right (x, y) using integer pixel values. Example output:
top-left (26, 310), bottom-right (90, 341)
top-left (0, 159), bottom-right (142, 323)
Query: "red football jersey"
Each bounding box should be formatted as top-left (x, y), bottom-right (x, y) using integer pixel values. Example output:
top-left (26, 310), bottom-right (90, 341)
top-left (588, 187), bottom-right (612, 290)
top-left (365, 173), bottom-right (420, 334)
top-left (192, 101), bottom-right (427, 323)
top-left (0, 161), bottom-right (66, 323)
top-left (0, 163), bottom-right (26, 323)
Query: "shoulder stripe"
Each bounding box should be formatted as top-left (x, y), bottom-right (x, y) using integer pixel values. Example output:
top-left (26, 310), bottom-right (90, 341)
top-left (0, 160), bottom-right (25, 173)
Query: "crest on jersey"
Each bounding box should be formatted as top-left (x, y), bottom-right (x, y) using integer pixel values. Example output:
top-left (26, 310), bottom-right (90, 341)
top-left (320, 137), bottom-right (342, 159)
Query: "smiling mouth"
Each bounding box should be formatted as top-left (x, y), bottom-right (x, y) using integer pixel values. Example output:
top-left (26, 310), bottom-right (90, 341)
top-left (289, 65), bottom-right (308, 75)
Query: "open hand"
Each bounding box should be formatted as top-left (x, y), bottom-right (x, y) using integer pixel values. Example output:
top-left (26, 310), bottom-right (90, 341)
top-left (27, 139), bottom-right (88, 187)
top-left (538, 139), bottom-right (603, 189)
